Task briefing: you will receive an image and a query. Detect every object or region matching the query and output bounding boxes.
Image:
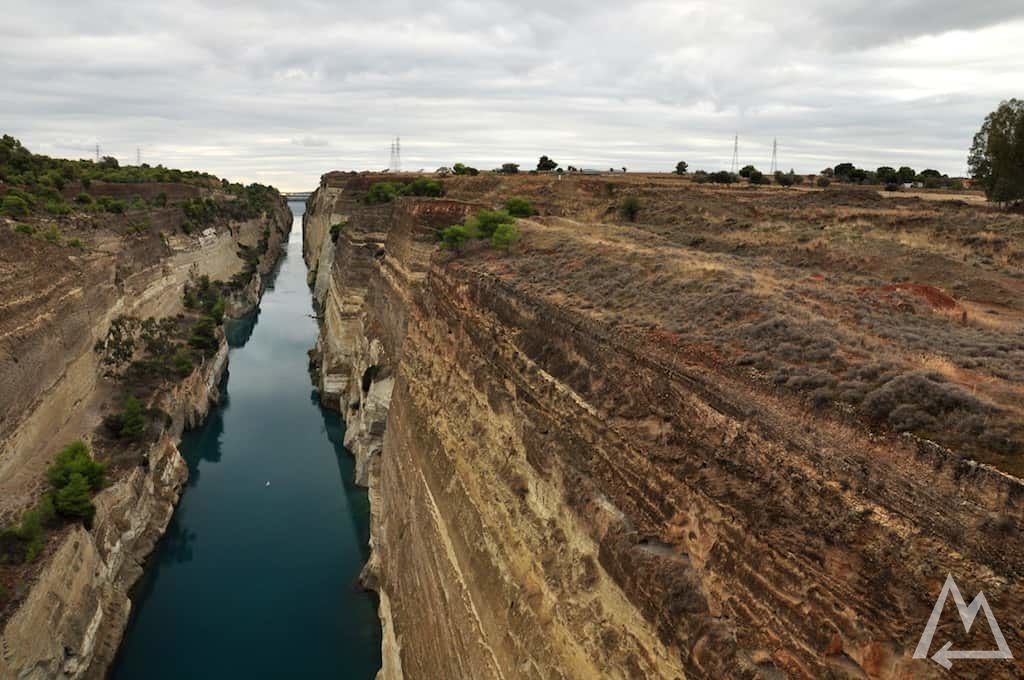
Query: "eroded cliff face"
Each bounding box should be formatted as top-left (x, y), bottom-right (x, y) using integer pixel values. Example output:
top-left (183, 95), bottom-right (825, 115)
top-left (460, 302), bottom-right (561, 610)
top-left (0, 344), bottom-right (226, 679)
top-left (309, 172), bottom-right (1024, 679)
top-left (0, 193), bottom-right (290, 679)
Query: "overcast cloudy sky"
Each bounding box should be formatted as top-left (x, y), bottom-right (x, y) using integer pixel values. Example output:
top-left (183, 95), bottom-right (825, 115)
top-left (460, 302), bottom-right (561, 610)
top-left (2, 1), bottom-right (1022, 190)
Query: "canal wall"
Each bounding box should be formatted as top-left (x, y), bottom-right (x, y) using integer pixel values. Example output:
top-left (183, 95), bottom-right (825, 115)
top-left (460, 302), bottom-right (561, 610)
top-left (0, 198), bottom-right (291, 679)
top-left (305, 171), bottom-right (1024, 680)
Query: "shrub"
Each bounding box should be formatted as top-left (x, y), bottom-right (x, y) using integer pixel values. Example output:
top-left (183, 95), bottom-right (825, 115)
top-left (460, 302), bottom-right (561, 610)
top-left (491, 222), bottom-right (520, 250)
top-left (54, 473), bottom-right (96, 523)
top-left (14, 223), bottom-right (33, 235)
top-left (47, 441), bottom-right (105, 492)
top-left (172, 347), bottom-right (194, 377)
top-left (817, 177), bottom-right (831, 188)
top-left (403, 177), bottom-right (443, 197)
top-left (365, 181), bottom-right (402, 205)
top-left (500, 163), bottom-right (520, 174)
top-left (97, 196), bottom-right (125, 213)
top-left (41, 224), bottom-right (61, 244)
top-left (774, 171), bottom-right (795, 187)
top-left (68, 238), bottom-right (83, 249)
top-left (154, 192), bottom-right (167, 207)
top-left (748, 170), bottom-right (770, 185)
top-left (620, 196), bottom-right (641, 221)
top-left (466, 209), bottom-right (514, 237)
top-left (504, 197), bottom-right (535, 217)
top-left (119, 396), bottom-right (146, 440)
top-left (452, 163), bottom-right (479, 176)
top-left (44, 199), bottom-right (70, 215)
top-left (739, 165), bottom-right (757, 178)
top-left (210, 298), bottom-right (225, 324)
top-left (329, 220), bottom-right (348, 243)
top-left (2, 195), bottom-right (29, 217)
top-left (708, 171), bottom-right (736, 184)
top-left (440, 225), bottom-right (471, 252)
top-left (188, 317), bottom-right (219, 353)
top-left (675, 161), bottom-right (688, 175)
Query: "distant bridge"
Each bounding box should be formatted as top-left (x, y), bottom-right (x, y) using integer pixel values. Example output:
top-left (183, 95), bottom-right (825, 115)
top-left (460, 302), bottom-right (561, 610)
top-left (284, 191), bottom-right (313, 201)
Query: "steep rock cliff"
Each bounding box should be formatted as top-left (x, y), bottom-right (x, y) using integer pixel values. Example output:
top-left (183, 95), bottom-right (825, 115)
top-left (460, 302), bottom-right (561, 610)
top-left (0, 192), bottom-right (291, 678)
top-left (309, 172), bottom-right (1024, 679)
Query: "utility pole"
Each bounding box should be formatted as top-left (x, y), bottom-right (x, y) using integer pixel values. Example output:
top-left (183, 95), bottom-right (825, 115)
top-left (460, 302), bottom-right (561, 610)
top-left (395, 136), bottom-right (401, 173)
top-left (136, 147), bottom-right (141, 165)
top-left (95, 143), bottom-right (100, 162)
top-left (770, 138), bottom-right (778, 174)
top-left (730, 134), bottom-right (739, 173)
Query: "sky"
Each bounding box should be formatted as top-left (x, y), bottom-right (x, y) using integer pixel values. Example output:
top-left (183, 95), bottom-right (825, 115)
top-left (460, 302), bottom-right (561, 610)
top-left (2, 1), bottom-right (1022, 191)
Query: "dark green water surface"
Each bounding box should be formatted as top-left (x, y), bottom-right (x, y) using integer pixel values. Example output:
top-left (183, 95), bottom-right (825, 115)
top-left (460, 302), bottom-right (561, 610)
top-left (110, 201), bottom-right (381, 679)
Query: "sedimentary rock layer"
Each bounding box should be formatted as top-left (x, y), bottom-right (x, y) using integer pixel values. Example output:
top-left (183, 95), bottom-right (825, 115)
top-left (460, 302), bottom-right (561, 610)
top-left (0, 195), bottom-right (290, 678)
top-left (307, 172), bottom-right (1024, 679)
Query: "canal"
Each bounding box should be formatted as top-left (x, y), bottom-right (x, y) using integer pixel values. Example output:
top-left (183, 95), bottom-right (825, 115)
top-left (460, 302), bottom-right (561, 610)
top-left (111, 200), bottom-right (381, 679)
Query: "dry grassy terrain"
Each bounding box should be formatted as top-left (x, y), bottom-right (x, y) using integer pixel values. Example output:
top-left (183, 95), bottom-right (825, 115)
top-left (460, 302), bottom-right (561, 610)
top-left (440, 174), bottom-right (1024, 476)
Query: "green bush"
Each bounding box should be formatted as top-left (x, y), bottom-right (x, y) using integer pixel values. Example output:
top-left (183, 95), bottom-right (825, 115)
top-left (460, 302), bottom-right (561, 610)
top-left (119, 396), bottom-right (147, 440)
top-left (708, 171), bottom-right (736, 184)
top-left (97, 196), bottom-right (125, 214)
top-left (440, 225), bottom-right (471, 252)
top-left (14, 223), bottom-right (33, 235)
top-left (74, 192), bottom-right (93, 204)
top-left (54, 473), bottom-right (96, 523)
top-left (189, 317), bottom-right (219, 353)
top-left (329, 220), bottom-right (348, 243)
top-left (619, 196), bottom-right (641, 221)
top-left (172, 347), bottom-right (194, 377)
top-left (404, 177), bottom-right (443, 197)
top-left (154, 192), bottom-right (167, 207)
top-left (466, 209), bottom-right (514, 237)
top-left (47, 440), bottom-right (106, 492)
top-left (41, 224), bottom-right (61, 244)
top-left (748, 170), bottom-right (770, 185)
top-left (44, 199), bottom-right (70, 215)
top-left (504, 197), bottom-right (535, 217)
top-left (2, 195), bottom-right (29, 217)
top-left (491, 222), bottom-right (520, 250)
top-left (452, 163), bottom-right (479, 176)
top-left (210, 298), bottom-right (225, 324)
top-left (365, 181), bottom-right (403, 205)
top-left (68, 238), bottom-right (83, 249)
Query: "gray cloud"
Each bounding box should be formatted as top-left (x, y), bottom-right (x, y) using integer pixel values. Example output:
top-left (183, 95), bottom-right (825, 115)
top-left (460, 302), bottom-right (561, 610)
top-left (2, 0), bottom-right (1021, 189)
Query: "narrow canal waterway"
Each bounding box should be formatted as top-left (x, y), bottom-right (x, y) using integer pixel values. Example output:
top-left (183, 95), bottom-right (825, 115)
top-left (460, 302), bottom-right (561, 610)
top-left (111, 201), bottom-right (381, 679)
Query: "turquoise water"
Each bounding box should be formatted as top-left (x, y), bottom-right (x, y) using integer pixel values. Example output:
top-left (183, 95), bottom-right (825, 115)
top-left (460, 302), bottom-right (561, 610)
top-left (110, 202), bottom-right (382, 679)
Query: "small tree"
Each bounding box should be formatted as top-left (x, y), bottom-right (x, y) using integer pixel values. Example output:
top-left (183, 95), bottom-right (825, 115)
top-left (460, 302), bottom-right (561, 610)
top-left (739, 164), bottom-right (757, 178)
top-left (491, 223), bottom-right (520, 250)
top-left (969, 99), bottom-right (1024, 205)
top-left (748, 170), bottom-right (770, 185)
top-left (500, 163), bottom-right (520, 174)
top-left (537, 156), bottom-right (557, 172)
top-left (620, 196), bottom-right (641, 221)
top-left (876, 166), bottom-right (897, 183)
top-left (504, 197), bottom-right (535, 217)
top-left (440, 225), bottom-right (471, 252)
top-left (452, 163), bottom-right (479, 176)
top-left (674, 161), bottom-right (688, 175)
top-left (896, 166), bottom-right (916, 184)
top-left (1, 195), bottom-right (29, 217)
top-left (54, 473), bottom-right (96, 523)
top-left (47, 441), bottom-right (105, 492)
top-left (774, 171), bottom-right (795, 187)
top-left (120, 396), bottom-right (146, 440)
